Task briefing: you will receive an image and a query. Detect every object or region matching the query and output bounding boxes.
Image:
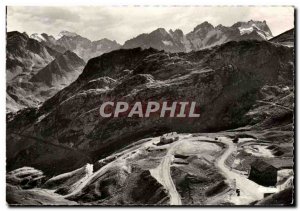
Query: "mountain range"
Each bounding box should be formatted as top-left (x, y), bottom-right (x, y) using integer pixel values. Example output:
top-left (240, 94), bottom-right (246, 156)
top-left (7, 20), bottom-right (277, 113)
top-left (29, 20), bottom-right (273, 58)
top-left (123, 20), bottom-right (273, 52)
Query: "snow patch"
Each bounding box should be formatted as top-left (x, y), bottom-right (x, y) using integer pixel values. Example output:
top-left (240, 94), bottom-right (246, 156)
top-left (30, 33), bottom-right (46, 42)
top-left (238, 27), bottom-right (254, 35)
top-left (162, 40), bottom-right (173, 46)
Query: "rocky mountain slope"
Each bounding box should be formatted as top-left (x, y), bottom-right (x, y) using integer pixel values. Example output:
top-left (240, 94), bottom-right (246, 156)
top-left (30, 50), bottom-right (86, 87)
top-left (6, 24), bottom-right (295, 205)
top-left (7, 20), bottom-right (274, 113)
top-left (30, 33), bottom-right (67, 53)
top-left (7, 31), bottom-right (59, 82)
top-left (123, 20), bottom-right (273, 52)
top-left (7, 49), bottom-right (86, 113)
top-left (7, 31), bottom-right (62, 112)
top-left (7, 31), bottom-right (122, 113)
top-left (7, 39), bottom-right (294, 176)
top-left (7, 30), bottom-right (121, 113)
top-left (31, 32), bottom-right (122, 62)
top-left (269, 28), bottom-right (294, 47)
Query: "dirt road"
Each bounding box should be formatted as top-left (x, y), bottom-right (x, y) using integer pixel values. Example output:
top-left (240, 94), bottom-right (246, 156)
top-left (150, 141), bottom-right (183, 205)
top-left (216, 137), bottom-right (278, 205)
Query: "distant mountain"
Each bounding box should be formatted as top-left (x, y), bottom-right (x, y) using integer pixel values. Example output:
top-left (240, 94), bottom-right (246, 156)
top-left (231, 20), bottom-right (273, 39)
top-left (6, 51), bottom-right (85, 113)
top-left (89, 38), bottom-right (122, 59)
top-left (7, 30), bottom-right (120, 113)
top-left (57, 30), bottom-right (78, 39)
top-left (30, 33), bottom-right (67, 53)
top-left (7, 32), bottom-right (86, 113)
top-left (29, 20), bottom-right (273, 61)
top-left (7, 31), bottom-right (60, 112)
top-left (123, 20), bottom-right (273, 52)
top-left (31, 31), bottom-right (122, 61)
top-left (123, 28), bottom-right (186, 52)
top-left (7, 31), bottom-right (59, 81)
top-left (31, 50), bottom-right (86, 87)
top-left (269, 28), bottom-right (294, 47)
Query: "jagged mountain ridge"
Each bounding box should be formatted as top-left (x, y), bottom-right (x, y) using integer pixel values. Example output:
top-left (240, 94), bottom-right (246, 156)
top-left (6, 32), bottom-right (86, 112)
top-left (7, 50), bottom-right (86, 113)
top-left (30, 33), bottom-right (67, 53)
top-left (6, 31), bottom-right (63, 112)
top-left (123, 20), bottom-right (273, 52)
top-left (7, 39), bottom-right (293, 175)
top-left (269, 28), bottom-right (294, 47)
top-left (31, 32), bottom-right (122, 62)
top-left (7, 30), bottom-right (119, 113)
top-left (30, 50), bottom-right (86, 87)
top-left (7, 31), bottom-right (60, 82)
top-left (30, 20), bottom-right (273, 58)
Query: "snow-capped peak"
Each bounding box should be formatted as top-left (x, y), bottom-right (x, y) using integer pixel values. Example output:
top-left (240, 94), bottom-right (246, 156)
top-left (236, 20), bottom-right (273, 40)
top-left (30, 33), bottom-right (46, 42)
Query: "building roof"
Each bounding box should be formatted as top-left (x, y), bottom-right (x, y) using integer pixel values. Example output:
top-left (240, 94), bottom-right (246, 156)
top-left (251, 159), bottom-right (278, 172)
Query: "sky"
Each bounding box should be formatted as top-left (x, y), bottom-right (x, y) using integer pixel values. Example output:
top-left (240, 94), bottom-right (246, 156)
top-left (7, 6), bottom-right (294, 44)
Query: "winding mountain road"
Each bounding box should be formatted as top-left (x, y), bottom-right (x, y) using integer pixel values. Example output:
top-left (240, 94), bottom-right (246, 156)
top-left (149, 135), bottom-right (211, 205)
top-left (216, 137), bottom-right (278, 205)
top-left (150, 141), bottom-right (183, 205)
top-left (151, 135), bottom-right (279, 205)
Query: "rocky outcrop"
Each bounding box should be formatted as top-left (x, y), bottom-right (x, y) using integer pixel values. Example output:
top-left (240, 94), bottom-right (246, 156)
top-left (123, 28), bottom-right (186, 52)
top-left (269, 28), bottom-right (294, 47)
top-left (7, 167), bottom-right (45, 189)
top-left (255, 187), bottom-right (293, 205)
top-left (43, 164), bottom-right (93, 195)
top-left (6, 184), bottom-right (77, 205)
top-left (67, 168), bottom-right (169, 205)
